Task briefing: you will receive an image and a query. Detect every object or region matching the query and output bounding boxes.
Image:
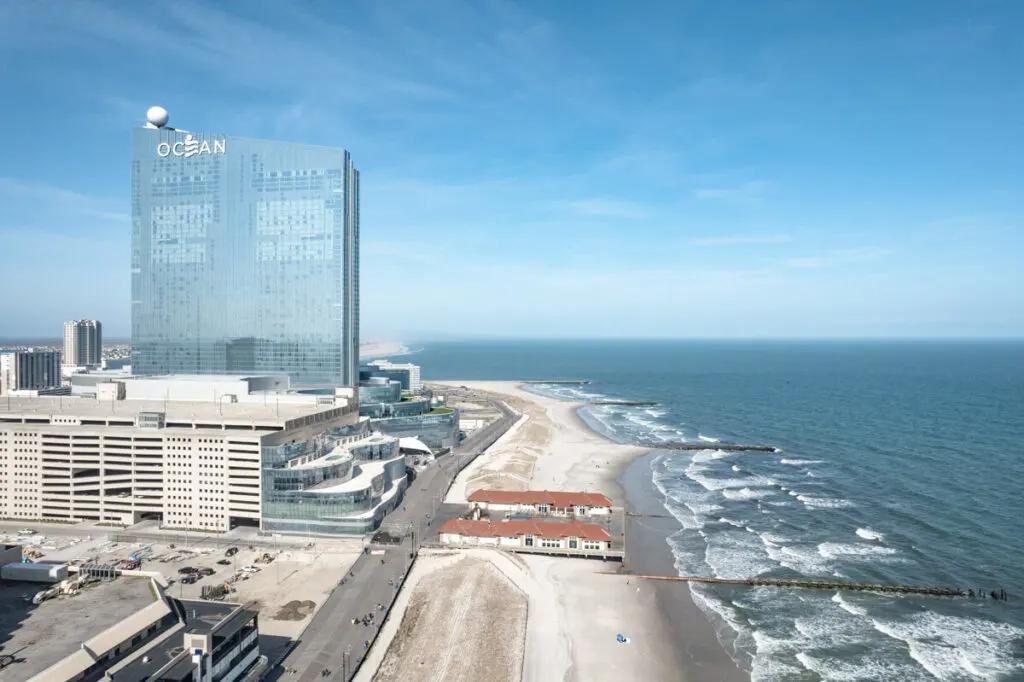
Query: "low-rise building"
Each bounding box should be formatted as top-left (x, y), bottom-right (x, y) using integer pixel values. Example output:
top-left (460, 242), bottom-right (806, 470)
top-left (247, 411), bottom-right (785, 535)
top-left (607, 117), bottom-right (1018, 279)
top-left (1, 574), bottom-right (262, 682)
top-left (467, 490), bottom-right (613, 517)
top-left (361, 360), bottom-right (422, 393)
top-left (438, 518), bottom-right (612, 552)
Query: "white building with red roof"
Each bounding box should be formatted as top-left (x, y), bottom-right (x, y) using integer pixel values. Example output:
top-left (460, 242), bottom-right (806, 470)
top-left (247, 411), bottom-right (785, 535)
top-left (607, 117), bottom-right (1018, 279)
top-left (466, 489), bottom-right (613, 517)
top-left (438, 518), bottom-right (612, 553)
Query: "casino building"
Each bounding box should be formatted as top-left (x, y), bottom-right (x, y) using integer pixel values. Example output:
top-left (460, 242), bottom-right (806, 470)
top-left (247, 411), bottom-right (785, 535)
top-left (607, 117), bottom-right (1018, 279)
top-left (130, 107), bottom-right (359, 387)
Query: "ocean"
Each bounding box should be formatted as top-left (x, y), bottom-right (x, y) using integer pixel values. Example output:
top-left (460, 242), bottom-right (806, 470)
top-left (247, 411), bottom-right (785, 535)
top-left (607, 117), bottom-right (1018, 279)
top-left (404, 339), bottom-right (1024, 681)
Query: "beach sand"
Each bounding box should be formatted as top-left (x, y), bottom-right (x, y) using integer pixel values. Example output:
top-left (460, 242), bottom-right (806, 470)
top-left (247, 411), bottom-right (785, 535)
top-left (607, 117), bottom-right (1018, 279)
top-left (432, 381), bottom-right (749, 682)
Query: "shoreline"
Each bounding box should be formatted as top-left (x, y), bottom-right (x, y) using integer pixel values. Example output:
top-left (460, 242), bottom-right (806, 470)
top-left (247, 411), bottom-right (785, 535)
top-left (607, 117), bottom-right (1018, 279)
top-left (573, 396), bottom-right (750, 681)
top-left (432, 380), bottom-right (748, 682)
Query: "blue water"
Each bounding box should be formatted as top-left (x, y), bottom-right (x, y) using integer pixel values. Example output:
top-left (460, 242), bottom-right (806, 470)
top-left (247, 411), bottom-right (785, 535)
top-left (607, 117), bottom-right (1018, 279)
top-left (398, 339), bottom-right (1024, 681)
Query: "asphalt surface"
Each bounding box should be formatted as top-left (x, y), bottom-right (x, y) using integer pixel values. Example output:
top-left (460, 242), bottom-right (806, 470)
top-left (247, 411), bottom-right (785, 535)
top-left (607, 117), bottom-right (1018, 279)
top-left (271, 396), bottom-right (517, 681)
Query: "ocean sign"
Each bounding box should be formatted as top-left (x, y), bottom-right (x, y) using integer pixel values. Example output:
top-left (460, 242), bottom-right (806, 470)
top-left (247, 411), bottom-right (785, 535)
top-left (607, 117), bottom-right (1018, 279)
top-left (156, 134), bottom-right (226, 158)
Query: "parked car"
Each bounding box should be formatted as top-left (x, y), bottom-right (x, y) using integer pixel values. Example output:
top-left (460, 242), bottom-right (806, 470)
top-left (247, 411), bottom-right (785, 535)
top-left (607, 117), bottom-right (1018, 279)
top-left (216, 559), bottom-right (231, 566)
top-left (225, 547), bottom-right (239, 557)
top-left (17, 529), bottom-right (35, 536)
top-left (181, 575), bottom-right (198, 585)
top-left (178, 566), bottom-right (198, 575)
top-left (198, 567), bottom-right (215, 576)
top-left (240, 566), bottom-right (260, 573)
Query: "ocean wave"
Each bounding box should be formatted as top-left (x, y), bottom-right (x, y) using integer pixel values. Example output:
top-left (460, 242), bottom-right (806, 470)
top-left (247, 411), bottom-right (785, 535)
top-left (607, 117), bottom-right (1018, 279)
top-left (831, 591), bottom-right (869, 617)
top-left (817, 542), bottom-right (899, 560)
top-left (780, 458), bottom-right (824, 465)
top-left (703, 529), bottom-right (777, 579)
top-left (856, 527), bottom-right (885, 542)
top-left (690, 449), bottom-right (733, 464)
top-left (698, 433), bottom-right (720, 443)
top-left (794, 651), bottom-right (932, 682)
top-left (871, 612), bottom-right (1024, 681)
top-left (797, 494), bottom-right (854, 509)
top-left (722, 487), bottom-right (772, 501)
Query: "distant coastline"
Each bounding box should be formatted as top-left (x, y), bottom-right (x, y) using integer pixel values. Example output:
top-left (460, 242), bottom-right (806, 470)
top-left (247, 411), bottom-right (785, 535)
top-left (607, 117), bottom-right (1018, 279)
top-left (359, 340), bottom-right (409, 359)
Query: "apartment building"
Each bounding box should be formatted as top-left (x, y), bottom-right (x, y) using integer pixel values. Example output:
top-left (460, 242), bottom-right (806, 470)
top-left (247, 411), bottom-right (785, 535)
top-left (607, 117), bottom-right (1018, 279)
top-left (63, 319), bottom-right (103, 368)
top-left (0, 350), bottom-right (63, 395)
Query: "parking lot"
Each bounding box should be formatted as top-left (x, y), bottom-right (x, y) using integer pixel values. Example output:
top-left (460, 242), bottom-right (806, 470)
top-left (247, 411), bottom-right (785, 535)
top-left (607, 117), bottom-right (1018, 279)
top-left (1, 527), bottom-right (362, 664)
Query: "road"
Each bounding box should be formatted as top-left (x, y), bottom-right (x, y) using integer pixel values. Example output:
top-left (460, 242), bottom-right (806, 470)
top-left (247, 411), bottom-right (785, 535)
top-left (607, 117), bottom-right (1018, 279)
top-left (270, 395), bottom-right (517, 681)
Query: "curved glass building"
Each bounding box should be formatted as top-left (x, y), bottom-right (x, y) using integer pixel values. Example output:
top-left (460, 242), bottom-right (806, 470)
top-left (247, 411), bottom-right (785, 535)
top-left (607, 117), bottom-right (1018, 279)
top-left (261, 418), bottom-right (406, 534)
top-left (130, 121), bottom-right (359, 386)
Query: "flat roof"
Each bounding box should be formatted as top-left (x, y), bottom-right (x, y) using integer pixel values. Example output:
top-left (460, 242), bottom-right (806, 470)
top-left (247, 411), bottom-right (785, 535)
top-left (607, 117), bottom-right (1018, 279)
top-left (0, 396), bottom-right (342, 425)
top-left (467, 490), bottom-right (613, 508)
top-left (0, 575), bottom-right (157, 682)
top-left (111, 600), bottom-right (246, 682)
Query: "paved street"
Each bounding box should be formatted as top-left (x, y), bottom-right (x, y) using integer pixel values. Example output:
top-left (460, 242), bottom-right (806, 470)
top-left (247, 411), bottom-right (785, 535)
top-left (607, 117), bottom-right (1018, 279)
top-left (270, 397), bottom-right (517, 681)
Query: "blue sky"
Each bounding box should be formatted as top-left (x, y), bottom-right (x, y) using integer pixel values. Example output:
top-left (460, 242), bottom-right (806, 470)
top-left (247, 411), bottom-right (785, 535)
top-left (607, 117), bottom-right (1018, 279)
top-left (0, 0), bottom-right (1021, 340)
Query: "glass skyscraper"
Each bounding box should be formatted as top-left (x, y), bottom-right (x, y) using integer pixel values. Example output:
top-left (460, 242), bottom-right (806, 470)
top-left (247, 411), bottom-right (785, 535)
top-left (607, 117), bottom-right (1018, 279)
top-left (130, 123), bottom-right (359, 386)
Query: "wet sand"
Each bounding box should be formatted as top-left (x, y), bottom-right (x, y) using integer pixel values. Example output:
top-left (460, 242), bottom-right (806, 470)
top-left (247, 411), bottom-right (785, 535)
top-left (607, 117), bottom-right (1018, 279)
top-left (619, 451), bottom-right (750, 681)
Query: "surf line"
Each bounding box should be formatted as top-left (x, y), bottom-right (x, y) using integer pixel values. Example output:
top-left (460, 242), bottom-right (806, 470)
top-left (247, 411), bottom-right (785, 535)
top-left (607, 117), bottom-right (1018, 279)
top-left (620, 574), bottom-right (1008, 599)
top-left (637, 442), bottom-right (781, 453)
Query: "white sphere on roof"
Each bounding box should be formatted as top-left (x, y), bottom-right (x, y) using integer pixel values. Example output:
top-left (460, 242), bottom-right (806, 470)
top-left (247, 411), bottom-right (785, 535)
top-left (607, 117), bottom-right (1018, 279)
top-left (146, 106), bottom-right (169, 128)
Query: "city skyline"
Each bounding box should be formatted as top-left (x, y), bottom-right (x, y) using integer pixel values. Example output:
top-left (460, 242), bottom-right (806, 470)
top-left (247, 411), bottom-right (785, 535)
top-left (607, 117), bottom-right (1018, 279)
top-left (0, 1), bottom-right (1021, 339)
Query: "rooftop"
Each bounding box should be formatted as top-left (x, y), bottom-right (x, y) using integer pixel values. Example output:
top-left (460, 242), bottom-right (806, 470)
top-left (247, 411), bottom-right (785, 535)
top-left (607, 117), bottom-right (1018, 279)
top-left (0, 575), bottom-right (157, 682)
top-left (467, 489), bottom-right (613, 508)
top-left (438, 518), bottom-right (611, 542)
top-left (110, 600), bottom-right (247, 682)
top-left (0, 395), bottom-right (344, 426)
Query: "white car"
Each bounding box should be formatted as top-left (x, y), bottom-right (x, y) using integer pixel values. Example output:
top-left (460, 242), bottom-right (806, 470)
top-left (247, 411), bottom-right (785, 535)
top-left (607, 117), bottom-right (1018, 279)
top-left (241, 565), bottom-right (261, 573)
top-left (17, 529), bottom-right (36, 536)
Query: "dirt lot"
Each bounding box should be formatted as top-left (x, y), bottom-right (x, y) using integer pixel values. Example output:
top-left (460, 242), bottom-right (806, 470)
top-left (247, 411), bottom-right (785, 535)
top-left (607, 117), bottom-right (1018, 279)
top-left (373, 557), bottom-right (527, 682)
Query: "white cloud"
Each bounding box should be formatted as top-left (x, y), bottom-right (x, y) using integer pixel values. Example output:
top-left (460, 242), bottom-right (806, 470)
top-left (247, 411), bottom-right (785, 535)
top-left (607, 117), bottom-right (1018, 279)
top-left (689, 234), bottom-right (793, 247)
top-left (563, 198), bottom-right (651, 220)
top-left (0, 178), bottom-right (128, 224)
top-left (784, 247), bottom-right (891, 269)
top-left (693, 181), bottom-right (771, 202)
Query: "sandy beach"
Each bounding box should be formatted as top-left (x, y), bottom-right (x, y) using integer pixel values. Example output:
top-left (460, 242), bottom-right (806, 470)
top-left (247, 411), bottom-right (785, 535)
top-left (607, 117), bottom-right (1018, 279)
top-left (372, 380), bottom-right (747, 682)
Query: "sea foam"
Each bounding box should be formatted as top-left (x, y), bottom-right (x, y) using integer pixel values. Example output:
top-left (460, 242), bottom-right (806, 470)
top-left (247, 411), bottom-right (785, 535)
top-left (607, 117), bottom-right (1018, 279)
top-left (855, 527), bottom-right (885, 542)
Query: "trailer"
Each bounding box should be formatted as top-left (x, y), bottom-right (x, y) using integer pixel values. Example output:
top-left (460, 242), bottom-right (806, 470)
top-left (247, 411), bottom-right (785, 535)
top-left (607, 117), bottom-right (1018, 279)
top-left (2, 562), bottom-right (68, 583)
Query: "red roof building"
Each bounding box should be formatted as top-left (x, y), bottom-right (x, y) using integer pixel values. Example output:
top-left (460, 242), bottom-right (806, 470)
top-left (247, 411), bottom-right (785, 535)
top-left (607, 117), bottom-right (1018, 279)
top-left (466, 490), bottom-right (612, 515)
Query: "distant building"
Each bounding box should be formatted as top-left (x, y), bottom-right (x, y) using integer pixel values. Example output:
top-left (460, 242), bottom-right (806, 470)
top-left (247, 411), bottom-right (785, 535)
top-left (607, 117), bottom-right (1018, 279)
top-left (0, 350), bottom-right (62, 395)
top-left (467, 490), bottom-right (613, 517)
top-left (363, 360), bottom-right (422, 393)
top-left (0, 374), bottom-right (405, 534)
top-left (63, 319), bottom-right (102, 367)
top-left (130, 108), bottom-right (359, 386)
top-left (438, 518), bottom-right (612, 552)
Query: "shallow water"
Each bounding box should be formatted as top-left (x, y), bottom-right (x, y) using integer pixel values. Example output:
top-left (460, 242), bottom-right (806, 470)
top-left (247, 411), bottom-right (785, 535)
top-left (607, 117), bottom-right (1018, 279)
top-left (414, 340), bottom-right (1024, 680)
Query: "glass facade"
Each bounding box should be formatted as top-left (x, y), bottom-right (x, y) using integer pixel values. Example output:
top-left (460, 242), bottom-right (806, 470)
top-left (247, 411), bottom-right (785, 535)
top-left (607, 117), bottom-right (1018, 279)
top-left (260, 420), bottom-right (406, 534)
top-left (130, 127), bottom-right (359, 386)
top-left (370, 411), bottom-right (460, 449)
